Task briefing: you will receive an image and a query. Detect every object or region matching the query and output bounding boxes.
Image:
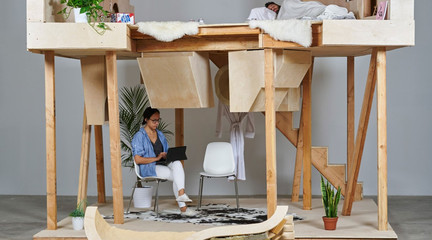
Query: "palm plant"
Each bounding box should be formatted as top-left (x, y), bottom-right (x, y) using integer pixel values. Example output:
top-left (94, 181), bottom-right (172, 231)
top-left (320, 176), bottom-right (341, 218)
top-left (119, 85), bottom-right (173, 168)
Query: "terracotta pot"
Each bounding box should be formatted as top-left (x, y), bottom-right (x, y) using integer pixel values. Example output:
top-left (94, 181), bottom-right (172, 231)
top-left (322, 216), bottom-right (338, 230)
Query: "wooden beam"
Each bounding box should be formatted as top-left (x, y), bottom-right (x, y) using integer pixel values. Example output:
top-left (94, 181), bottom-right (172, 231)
top-left (94, 125), bottom-right (106, 203)
top-left (136, 36), bottom-right (259, 53)
top-left (44, 50), bottom-right (57, 230)
top-left (302, 60), bottom-right (313, 210)
top-left (106, 51), bottom-right (124, 224)
top-left (347, 56), bottom-right (355, 180)
top-left (376, 48), bottom-right (388, 231)
top-left (175, 108), bottom-right (185, 166)
top-left (343, 49), bottom-right (378, 216)
top-left (264, 49), bottom-right (277, 218)
top-left (292, 57), bottom-right (314, 203)
top-left (291, 110), bottom-right (303, 202)
top-left (77, 107), bottom-right (91, 206)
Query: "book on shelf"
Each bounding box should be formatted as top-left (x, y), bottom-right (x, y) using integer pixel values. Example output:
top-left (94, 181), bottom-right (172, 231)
top-left (376, 1), bottom-right (388, 20)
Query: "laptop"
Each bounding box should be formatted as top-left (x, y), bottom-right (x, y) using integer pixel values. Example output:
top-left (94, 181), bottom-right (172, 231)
top-left (160, 146), bottom-right (187, 165)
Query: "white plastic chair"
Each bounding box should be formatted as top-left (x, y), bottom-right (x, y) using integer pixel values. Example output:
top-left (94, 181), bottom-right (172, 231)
top-left (197, 142), bottom-right (239, 210)
top-left (126, 160), bottom-right (167, 217)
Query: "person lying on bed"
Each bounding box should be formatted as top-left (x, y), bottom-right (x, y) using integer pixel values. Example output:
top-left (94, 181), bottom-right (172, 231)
top-left (132, 107), bottom-right (196, 216)
top-left (248, 0), bottom-right (355, 21)
top-left (247, 1), bottom-right (281, 20)
top-left (276, 0), bottom-right (355, 20)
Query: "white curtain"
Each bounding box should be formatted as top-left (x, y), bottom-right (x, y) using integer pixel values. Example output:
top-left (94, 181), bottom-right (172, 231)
top-left (216, 101), bottom-right (255, 180)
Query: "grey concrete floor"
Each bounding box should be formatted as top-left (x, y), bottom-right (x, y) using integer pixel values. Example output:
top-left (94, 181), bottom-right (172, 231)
top-left (0, 195), bottom-right (431, 240)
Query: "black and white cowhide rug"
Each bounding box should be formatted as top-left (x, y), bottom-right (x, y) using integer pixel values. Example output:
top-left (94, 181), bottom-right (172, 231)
top-left (108, 204), bottom-right (302, 226)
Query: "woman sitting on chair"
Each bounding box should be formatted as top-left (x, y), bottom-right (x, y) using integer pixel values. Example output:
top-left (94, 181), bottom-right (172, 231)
top-left (132, 107), bottom-right (196, 216)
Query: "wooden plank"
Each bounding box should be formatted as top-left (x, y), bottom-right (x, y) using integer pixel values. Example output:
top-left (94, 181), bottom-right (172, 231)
top-left (136, 36), bottom-right (259, 53)
top-left (27, 23), bottom-right (133, 51)
top-left (264, 49), bottom-right (277, 218)
top-left (347, 56), bottom-right (355, 180)
top-left (343, 49), bottom-right (378, 216)
top-left (77, 107), bottom-right (91, 206)
top-left (94, 125), bottom-right (106, 204)
top-left (106, 51), bottom-right (124, 224)
top-left (302, 63), bottom-right (313, 210)
top-left (270, 218), bottom-right (287, 235)
top-left (322, 20), bottom-right (415, 46)
top-left (138, 52), bottom-right (214, 108)
top-left (44, 51), bottom-right (57, 230)
top-left (84, 206), bottom-right (288, 240)
top-left (376, 48), bottom-right (388, 231)
top-left (81, 56), bottom-right (107, 125)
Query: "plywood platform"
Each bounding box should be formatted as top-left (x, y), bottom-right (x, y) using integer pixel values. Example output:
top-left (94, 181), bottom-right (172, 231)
top-left (33, 197), bottom-right (397, 240)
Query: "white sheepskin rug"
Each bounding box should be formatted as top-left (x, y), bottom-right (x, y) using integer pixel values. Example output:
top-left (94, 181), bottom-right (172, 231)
top-left (249, 20), bottom-right (312, 47)
top-left (136, 21), bottom-right (199, 42)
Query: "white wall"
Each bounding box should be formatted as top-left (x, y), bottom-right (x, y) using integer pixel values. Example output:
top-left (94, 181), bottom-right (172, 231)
top-left (0, 0), bottom-right (431, 197)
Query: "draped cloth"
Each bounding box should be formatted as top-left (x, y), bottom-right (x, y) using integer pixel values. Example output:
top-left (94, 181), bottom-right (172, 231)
top-left (216, 101), bottom-right (255, 180)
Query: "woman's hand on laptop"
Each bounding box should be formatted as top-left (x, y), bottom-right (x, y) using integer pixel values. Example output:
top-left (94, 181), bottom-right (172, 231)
top-left (157, 152), bottom-right (167, 160)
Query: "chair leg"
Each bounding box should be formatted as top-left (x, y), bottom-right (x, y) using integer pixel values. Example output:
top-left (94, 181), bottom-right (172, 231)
top-left (234, 176), bottom-right (239, 211)
top-left (197, 175), bottom-right (204, 210)
top-left (126, 181), bottom-right (138, 214)
top-left (154, 180), bottom-right (161, 217)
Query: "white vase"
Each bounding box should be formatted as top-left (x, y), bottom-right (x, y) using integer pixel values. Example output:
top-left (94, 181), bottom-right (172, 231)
top-left (72, 216), bottom-right (84, 230)
top-left (133, 186), bottom-right (153, 208)
top-left (74, 8), bottom-right (88, 23)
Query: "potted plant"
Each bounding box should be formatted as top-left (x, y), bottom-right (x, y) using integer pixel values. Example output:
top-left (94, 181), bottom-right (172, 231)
top-left (70, 200), bottom-right (86, 230)
top-left (119, 85), bottom-right (173, 207)
top-left (57, 0), bottom-right (110, 34)
top-left (320, 176), bottom-right (341, 230)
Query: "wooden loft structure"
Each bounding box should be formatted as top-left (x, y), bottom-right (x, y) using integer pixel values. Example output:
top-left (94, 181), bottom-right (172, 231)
top-left (26, 0), bottom-right (414, 236)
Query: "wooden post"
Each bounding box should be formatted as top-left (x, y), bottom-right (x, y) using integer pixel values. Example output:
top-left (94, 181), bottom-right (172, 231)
top-left (347, 56), bottom-right (355, 179)
top-left (343, 49), bottom-right (378, 216)
top-left (291, 111), bottom-right (303, 202)
top-left (106, 51), bottom-right (124, 224)
top-left (45, 51), bottom-right (57, 230)
top-left (175, 109), bottom-right (185, 165)
top-left (376, 48), bottom-right (388, 231)
top-left (77, 107), bottom-right (91, 206)
top-left (264, 49), bottom-right (277, 218)
top-left (302, 62), bottom-right (312, 210)
top-left (94, 125), bottom-right (106, 203)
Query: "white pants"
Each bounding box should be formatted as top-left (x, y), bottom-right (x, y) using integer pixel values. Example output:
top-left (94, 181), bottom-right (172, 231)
top-left (155, 161), bottom-right (186, 208)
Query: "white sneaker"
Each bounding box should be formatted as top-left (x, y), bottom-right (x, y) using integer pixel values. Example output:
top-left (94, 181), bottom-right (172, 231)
top-left (176, 194), bottom-right (192, 202)
top-left (181, 208), bottom-right (197, 217)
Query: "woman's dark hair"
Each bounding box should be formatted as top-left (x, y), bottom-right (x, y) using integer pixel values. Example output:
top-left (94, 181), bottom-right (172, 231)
top-left (265, 1), bottom-right (280, 8)
top-left (142, 107), bottom-right (160, 124)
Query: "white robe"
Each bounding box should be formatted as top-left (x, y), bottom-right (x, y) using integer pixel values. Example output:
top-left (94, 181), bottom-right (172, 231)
top-left (216, 101), bottom-right (255, 181)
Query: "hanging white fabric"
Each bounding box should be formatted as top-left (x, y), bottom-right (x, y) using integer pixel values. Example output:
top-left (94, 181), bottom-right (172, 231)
top-left (216, 101), bottom-right (255, 180)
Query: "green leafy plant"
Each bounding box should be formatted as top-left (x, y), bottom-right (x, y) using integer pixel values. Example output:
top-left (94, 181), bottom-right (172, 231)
top-left (119, 85), bottom-right (174, 168)
top-left (69, 199), bottom-right (86, 217)
top-left (57, 0), bottom-right (110, 35)
top-left (320, 176), bottom-right (341, 218)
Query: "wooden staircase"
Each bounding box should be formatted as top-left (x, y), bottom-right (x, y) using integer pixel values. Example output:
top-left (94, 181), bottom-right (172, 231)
top-left (275, 112), bottom-right (363, 201)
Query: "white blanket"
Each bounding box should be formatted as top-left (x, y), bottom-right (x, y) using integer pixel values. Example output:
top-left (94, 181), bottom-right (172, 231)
top-left (247, 7), bottom-right (277, 21)
top-left (136, 21), bottom-right (199, 42)
top-left (249, 19), bottom-right (312, 47)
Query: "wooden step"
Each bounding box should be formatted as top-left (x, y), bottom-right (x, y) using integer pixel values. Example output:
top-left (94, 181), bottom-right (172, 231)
top-left (312, 147), bottom-right (363, 201)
